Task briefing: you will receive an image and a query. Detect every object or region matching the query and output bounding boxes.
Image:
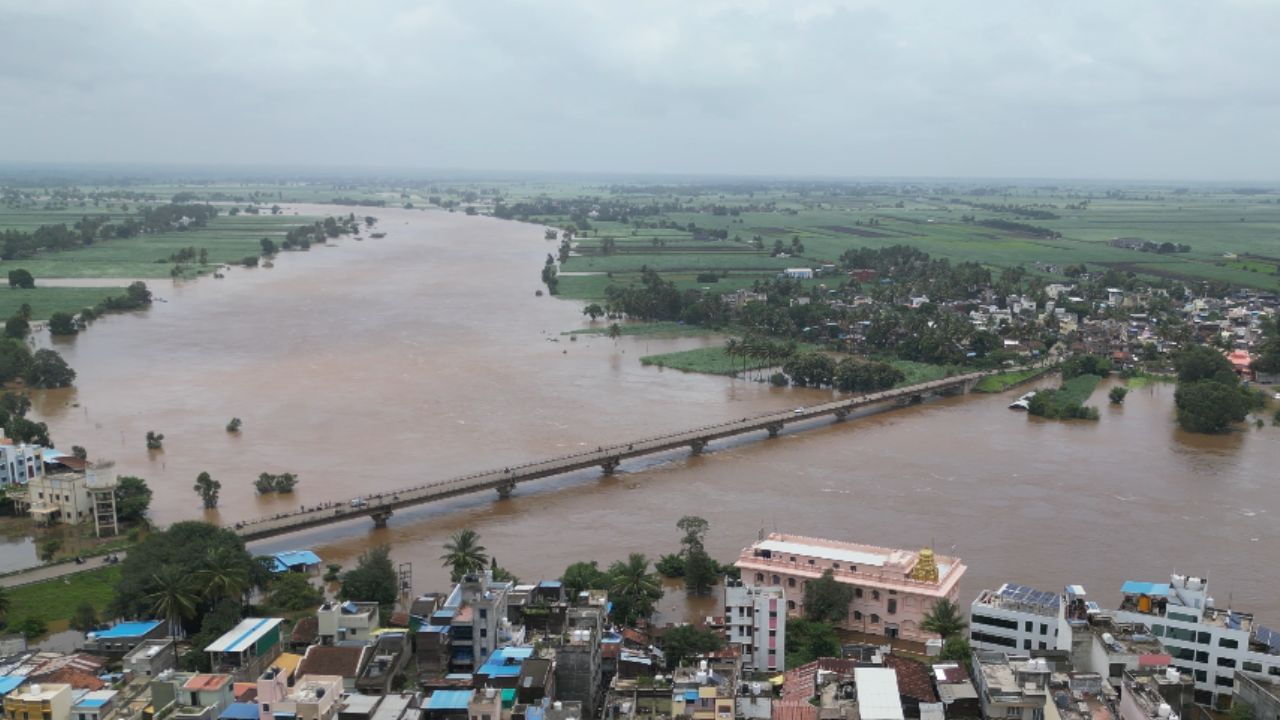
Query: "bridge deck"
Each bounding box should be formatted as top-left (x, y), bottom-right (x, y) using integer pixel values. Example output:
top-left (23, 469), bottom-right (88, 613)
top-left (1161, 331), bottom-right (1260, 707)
top-left (234, 369), bottom-right (1004, 541)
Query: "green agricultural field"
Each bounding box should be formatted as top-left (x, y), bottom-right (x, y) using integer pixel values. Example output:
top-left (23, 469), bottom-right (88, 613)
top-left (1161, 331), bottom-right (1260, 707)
top-left (887, 359), bottom-right (968, 386)
top-left (0, 287), bottom-right (128, 321)
top-left (564, 321), bottom-right (712, 338)
top-left (640, 345), bottom-right (753, 375)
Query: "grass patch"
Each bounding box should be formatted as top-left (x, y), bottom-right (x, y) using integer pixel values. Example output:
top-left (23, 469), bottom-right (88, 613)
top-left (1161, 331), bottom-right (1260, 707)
top-left (1029, 374), bottom-right (1103, 420)
top-left (887, 360), bottom-right (968, 386)
top-left (1123, 372), bottom-right (1173, 390)
top-left (640, 346), bottom-right (756, 375)
top-left (974, 368), bottom-right (1044, 393)
top-left (0, 287), bottom-right (128, 321)
top-left (6, 565), bottom-right (122, 629)
top-left (565, 321), bottom-right (714, 338)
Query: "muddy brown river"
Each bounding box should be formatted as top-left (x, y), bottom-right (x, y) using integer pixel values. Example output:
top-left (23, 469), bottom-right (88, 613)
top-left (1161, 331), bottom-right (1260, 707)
top-left (12, 205), bottom-right (1280, 625)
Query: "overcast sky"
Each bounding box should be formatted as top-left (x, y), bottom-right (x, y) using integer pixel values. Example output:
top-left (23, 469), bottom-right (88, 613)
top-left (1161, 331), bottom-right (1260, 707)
top-left (2, 0), bottom-right (1278, 181)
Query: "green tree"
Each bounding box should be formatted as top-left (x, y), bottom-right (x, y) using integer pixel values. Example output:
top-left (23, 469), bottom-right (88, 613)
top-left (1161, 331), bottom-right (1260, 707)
top-left (489, 557), bottom-right (519, 584)
top-left (785, 618), bottom-right (841, 667)
top-left (1175, 380), bottom-right (1250, 433)
top-left (1109, 386), bottom-right (1129, 404)
top-left (268, 572), bottom-right (325, 611)
top-left (70, 602), bottom-right (100, 632)
top-left (198, 547), bottom-right (251, 604)
top-left (181, 599), bottom-right (242, 671)
top-left (3, 315), bottom-right (29, 340)
top-left (15, 616), bottom-right (47, 640)
top-left (260, 238), bottom-right (278, 256)
top-left (684, 547), bottom-right (718, 596)
top-left (146, 431), bottom-right (164, 450)
top-left (440, 529), bottom-right (489, 582)
top-left (1174, 345), bottom-right (1236, 384)
top-left (0, 339), bottom-right (33, 382)
top-left (921, 598), bottom-right (968, 639)
top-left (115, 476), bottom-right (153, 524)
top-left (662, 625), bottom-right (724, 669)
top-left (582, 303), bottom-right (605, 321)
top-left (940, 636), bottom-right (973, 664)
top-left (109, 522), bottom-right (263, 625)
top-left (340, 545), bottom-right (399, 608)
top-left (783, 352), bottom-right (836, 388)
top-left (7, 269), bottom-right (34, 289)
top-left (147, 566), bottom-right (198, 636)
top-left (655, 553), bottom-right (686, 578)
top-left (607, 323), bottom-right (623, 343)
top-left (803, 570), bottom-right (854, 623)
top-left (193, 471), bottom-right (220, 509)
top-left (607, 553), bottom-right (663, 625)
top-left (561, 560), bottom-right (608, 599)
top-left (39, 538), bottom-right (62, 562)
top-left (0, 586), bottom-right (8, 624)
top-left (25, 349), bottom-right (75, 388)
top-left (47, 312), bottom-right (78, 336)
top-left (226, 418), bottom-right (242, 433)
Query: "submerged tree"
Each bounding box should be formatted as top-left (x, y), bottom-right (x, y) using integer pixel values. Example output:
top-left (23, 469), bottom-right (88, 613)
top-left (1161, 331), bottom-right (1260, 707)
top-left (193, 471), bottom-right (220, 509)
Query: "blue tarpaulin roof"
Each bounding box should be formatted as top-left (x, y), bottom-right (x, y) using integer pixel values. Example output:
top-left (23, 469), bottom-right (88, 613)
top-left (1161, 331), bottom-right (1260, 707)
top-left (220, 703), bottom-right (261, 720)
top-left (94, 620), bottom-right (162, 639)
top-left (428, 690), bottom-right (474, 710)
top-left (75, 699), bottom-right (109, 709)
top-left (0, 677), bottom-right (26, 696)
top-left (478, 647), bottom-right (533, 677)
top-left (1121, 581), bottom-right (1170, 596)
top-left (684, 690), bottom-right (698, 701)
top-left (270, 550), bottom-right (321, 573)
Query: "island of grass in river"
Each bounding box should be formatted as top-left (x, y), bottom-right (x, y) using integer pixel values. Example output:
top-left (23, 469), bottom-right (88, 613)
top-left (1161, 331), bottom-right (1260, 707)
top-left (974, 367), bottom-right (1046, 393)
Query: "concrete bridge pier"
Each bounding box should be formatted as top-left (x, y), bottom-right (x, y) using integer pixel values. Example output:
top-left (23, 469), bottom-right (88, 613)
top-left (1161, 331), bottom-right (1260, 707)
top-left (601, 458), bottom-right (620, 475)
top-left (766, 422), bottom-right (783, 438)
top-left (496, 481), bottom-right (516, 500)
top-left (689, 439), bottom-right (707, 455)
top-left (370, 509), bottom-right (393, 529)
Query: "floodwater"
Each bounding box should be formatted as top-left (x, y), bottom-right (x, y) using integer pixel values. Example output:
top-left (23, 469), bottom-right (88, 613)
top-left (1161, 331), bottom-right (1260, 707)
top-left (17, 205), bottom-right (1280, 625)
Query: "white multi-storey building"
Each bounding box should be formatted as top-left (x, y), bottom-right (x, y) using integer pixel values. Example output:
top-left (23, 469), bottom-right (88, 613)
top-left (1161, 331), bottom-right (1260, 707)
top-left (723, 579), bottom-right (785, 673)
top-left (1114, 574), bottom-right (1280, 708)
top-left (0, 442), bottom-right (43, 485)
top-left (969, 583), bottom-right (1062, 653)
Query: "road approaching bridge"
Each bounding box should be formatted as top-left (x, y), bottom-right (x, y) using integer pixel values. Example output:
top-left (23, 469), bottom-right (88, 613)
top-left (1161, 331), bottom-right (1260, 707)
top-left (233, 369), bottom-right (1016, 541)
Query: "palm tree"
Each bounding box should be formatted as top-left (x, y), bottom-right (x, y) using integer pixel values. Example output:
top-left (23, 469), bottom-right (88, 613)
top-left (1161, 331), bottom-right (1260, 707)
top-left (921, 598), bottom-right (968, 639)
top-left (197, 547), bottom-right (250, 605)
top-left (440, 529), bottom-right (489, 582)
top-left (724, 338), bottom-right (740, 376)
top-left (607, 553), bottom-right (663, 625)
top-left (147, 566), bottom-right (197, 637)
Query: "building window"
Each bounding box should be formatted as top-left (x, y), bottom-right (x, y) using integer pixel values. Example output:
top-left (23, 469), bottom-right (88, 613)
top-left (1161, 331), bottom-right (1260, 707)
top-left (1024, 639), bottom-right (1032, 650)
top-left (1219, 638), bottom-right (1239, 649)
top-left (1152, 624), bottom-right (1165, 637)
top-left (1194, 670), bottom-right (1206, 683)
top-left (1217, 657), bottom-right (1236, 668)
top-left (480, 628), bottom-right (487, 638)
top-left (872, 590), bottom-right (880, 601)
top-left (854, 588), bottom-right (863, 599)
top-left (854, 611), bottom-right (863, 621)
top-left (263, 706), bottom-right (270, 713)
top-left (972, 614), bottom-right (1019, 631)
top-left (479, 609), bottom-right (487, 619)
top-left (887, 599), bottom-right (897, 615)
top-left (788, 578), bottom-right (796, 588)
top-left (1214, 676), bottom-right (1234, 688)
top-left (833, 563), bottom-right (840, 569)
top-left (1040, 623), bottom-right (1048, 635)
top-left (756, 573), bottom-right (764, 583)
top-left (772, 574), bottom-right (781, 585)
top-left (870, 614), bottom-right (880, 625)
top-left (1197, 632), bottom-right (1211, 645)
top-left (1024, 621), bottom-right (1033, 633)
top-left (787, 600), bottom-right (796, 611)
top-left (789, 556), bottom-right (796, 562)
top-left (808, 559), bottom-right (815, 565)
top-left (1243, 662), bottom-right (1262, 673)
top-left (1038, 642), bottom-right (1047, 650)
top-left (1195, 651), bottom-right (1208, 663)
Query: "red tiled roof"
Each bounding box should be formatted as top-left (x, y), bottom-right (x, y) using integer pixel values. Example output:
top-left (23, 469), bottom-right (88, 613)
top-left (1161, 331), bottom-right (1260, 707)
top-left (621, 628), bottom-right (649, 646)
top-left (884, 655), bottom-right (937, 703)
top-left (781, 659), bottom-right (857, 702)
top-left (234, 683), bottom-right (258, 702)
top-left (31, 668), bottom-right (103, 690)
top-left (184, 674), bottom-right (232, 692)
top-left (773, 700), bottom-right (818, 720)
top-left (298, 645), bottom-right (366, 678)
top-left (291, 617), bottom-right (318, 644)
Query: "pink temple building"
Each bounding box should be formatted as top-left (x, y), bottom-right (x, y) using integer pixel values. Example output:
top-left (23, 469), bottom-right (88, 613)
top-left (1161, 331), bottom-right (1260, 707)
top-left (735, 533), bottom-right (966, 643)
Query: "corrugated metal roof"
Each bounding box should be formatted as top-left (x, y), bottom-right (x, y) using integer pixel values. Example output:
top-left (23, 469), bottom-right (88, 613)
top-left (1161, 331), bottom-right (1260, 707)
top-left (854, 668), bottom-right (904, 720)
top-left (205, 618), bottom-right (283, 654)
top-left (93, 620), bottom-right (162, 639)
top-left (427, 690), bottom-right (474, 710)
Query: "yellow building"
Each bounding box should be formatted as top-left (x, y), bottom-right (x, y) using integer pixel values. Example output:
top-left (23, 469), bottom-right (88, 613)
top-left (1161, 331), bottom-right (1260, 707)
top-left (5, 683), bottom-right (73, 720)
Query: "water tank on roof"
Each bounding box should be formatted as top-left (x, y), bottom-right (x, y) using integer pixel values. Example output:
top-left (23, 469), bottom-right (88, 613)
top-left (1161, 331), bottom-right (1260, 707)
top-left (1165, 667), bottom-right (1181, 683)
top-left (696, 672), bottom-right (707, 684)
top-left (1158, 703), bottom-right (1171, 718)
top-left (554, 702), bottom-right (563, 711)
top-left (700, 660), bottom-right (709, 672)
top-left (1102, 633), bottom-right (1116, 646)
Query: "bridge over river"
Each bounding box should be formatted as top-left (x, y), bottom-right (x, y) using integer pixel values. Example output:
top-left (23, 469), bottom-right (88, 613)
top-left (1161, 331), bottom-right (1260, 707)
top-left (233, 368), bottom-right (1029, 541)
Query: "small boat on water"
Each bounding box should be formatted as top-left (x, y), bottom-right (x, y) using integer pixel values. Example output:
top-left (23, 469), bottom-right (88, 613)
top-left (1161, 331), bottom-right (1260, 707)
top-left (370, 232), bottom-right (387, 239)
top-left (1009, 391), bottom-right (1037, 410)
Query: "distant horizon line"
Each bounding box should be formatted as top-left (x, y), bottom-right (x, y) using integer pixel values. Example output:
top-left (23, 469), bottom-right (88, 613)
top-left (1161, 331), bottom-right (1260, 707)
top-left (0, 160), bottom-right (1278, 188)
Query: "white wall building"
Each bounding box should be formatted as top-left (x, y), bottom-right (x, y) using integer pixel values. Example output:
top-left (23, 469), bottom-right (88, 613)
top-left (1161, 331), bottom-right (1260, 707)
top-left (723, 579), bottom-right (786, 673)
top-left (1114, 574), bottom-right (1280, 709)
top-left (0, 443), bottom-right (43, 485)
top-left (969, 583), bottom-right (1061, 654)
